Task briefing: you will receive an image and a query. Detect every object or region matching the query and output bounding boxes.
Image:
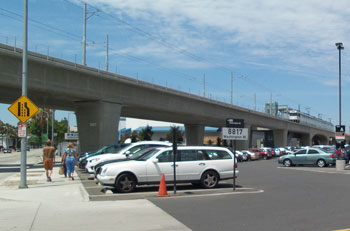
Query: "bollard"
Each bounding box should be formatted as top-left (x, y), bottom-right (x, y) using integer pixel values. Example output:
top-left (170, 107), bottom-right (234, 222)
top-left (336, 159), bottom-right (345, 171)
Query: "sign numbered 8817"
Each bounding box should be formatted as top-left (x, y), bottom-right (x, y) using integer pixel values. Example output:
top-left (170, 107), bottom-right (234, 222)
top-left (222, 127), bottom-right (248, 140)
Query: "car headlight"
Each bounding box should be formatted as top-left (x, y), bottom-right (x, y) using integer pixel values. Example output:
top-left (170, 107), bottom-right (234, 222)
top-left (89, 158), bottom-right (100, 163)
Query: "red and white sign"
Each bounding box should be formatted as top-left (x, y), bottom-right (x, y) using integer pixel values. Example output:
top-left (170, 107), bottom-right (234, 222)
top-left (18, 124), bottom-right (27, 138)
top-left (336, 134), bottom-right (345, 140)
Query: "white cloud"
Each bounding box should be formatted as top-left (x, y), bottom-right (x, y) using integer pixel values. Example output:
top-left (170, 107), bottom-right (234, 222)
top-left (78, 0), bottom-right (350, 82)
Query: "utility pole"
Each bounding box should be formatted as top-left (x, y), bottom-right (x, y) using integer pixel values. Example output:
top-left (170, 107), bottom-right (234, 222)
top-left (106, 34), bottom-right (109, 72)
top-left (82, 3), bottom-right (87, 65)
top-left (19, 0), bottom-right (28, 189)
top-left (230, 72), bottom-right (233, 105)
top-left (82, 3), bottom-right (98, 66)
top-left (51, 110), bottom-right (54, 145)
top-left (254, 93), bottom-right (256, 111)
top-left (203, 74), bottom-right (206, 97)
top-left (305, 107), bottom-right (310, 116)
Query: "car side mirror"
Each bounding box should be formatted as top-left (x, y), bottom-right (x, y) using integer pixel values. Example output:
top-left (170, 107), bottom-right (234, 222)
top-left (152, 159), bottom-right (159, 164)
top-left (125, 151), bottom-right (130, 155)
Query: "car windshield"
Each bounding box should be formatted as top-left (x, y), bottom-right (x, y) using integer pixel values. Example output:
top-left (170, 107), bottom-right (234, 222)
top-left (129, 148), bottom-right (158, 160)
top-left (95, 146), bottom-right (109, 153)
top-left (137, 149), bottom-right (161, 161)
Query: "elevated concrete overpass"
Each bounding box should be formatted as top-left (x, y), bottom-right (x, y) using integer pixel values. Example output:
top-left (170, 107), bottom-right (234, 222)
top-left (0, 44), bottom-right (335, 152)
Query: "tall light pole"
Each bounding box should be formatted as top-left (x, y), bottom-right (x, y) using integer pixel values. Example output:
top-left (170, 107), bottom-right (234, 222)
top-left (230, 72), bottom-right (233, 105)
top-left (51, 110), bottom-right (55, 145)
top-left (82, 3), bottom-right (87, 65)
top-left (336, 42), bottom-right (344, 127)
top-left (19, 0), bottom-right (28, 189)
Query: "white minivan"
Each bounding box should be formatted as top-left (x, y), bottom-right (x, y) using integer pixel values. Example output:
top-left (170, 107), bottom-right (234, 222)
top-left (97, 146), bottom-right (238, 193)
top-left (85, 141), bottom-right (172, 173)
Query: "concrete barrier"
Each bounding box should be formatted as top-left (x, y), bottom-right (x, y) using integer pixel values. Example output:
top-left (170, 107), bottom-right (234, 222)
top-left (336, 159), bottom-right (346, 171)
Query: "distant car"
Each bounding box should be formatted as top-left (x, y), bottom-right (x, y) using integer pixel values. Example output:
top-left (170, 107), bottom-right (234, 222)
top-left (274, 148), bottom-right (281, 157)
top-left (260, 148), bottom-right (273, 160)
top-left (242, 150), bottom-right (259, 160)
top-left (278, 148), bottom-right (336, 167)
top-left (278, 147), bottom-right (287, 155)
top-left (3, 148), bottom-right (12, 153)
top-left (231, 150), bottom-right (246, 162)
top-left (16, 147), bottom-right (30, 152)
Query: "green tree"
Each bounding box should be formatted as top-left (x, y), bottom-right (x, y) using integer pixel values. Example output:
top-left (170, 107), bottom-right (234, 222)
top-left (138, 125), bottom-right (153, 141)
top-left (27, 114), bottom-right (68, 147)
top-left (0, 121), bottom-right (17, 148)
top-left (53, 118), bottom-right (68, 145)
top-left (166, 126), bottom-right (184, 143)
top-left (131, 131), bottom-right (138, 142)
top-left (28, 108), bottom-right (50, 144)
top-left (216, 137), bottom-right (222, 146)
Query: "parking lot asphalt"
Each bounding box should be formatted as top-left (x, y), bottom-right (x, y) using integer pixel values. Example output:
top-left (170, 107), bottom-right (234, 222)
top-left (77, 168), bottom-right (263, 201)
top-left (150, 159), bottom-right (350, 231)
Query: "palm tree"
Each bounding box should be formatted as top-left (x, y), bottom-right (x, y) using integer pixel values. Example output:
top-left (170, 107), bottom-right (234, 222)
top-left (0, 120), bottom-right (4, 149)
top-left (34, 108), bottom-right (50, 144)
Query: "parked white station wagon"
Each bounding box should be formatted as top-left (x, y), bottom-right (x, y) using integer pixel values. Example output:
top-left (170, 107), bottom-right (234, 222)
top-left (97, 146), bottom-right (239, 193)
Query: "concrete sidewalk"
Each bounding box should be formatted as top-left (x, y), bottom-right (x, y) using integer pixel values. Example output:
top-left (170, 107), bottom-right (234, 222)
top-left (0, 162), bottom-right (191, 231)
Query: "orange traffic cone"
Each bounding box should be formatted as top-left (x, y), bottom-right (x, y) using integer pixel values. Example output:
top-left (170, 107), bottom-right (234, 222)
top-left (158, 173), bottom-right (169, 197)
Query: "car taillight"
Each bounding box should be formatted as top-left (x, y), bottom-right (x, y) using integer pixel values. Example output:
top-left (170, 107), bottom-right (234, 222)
top-left (330, 154), bottom-right (335, 158)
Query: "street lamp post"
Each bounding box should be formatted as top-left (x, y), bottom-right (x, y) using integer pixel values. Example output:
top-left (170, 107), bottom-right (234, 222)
top-left (336, 42), bottom-right (344, 151)
top-left (336, 42), bottom-right (344, 127)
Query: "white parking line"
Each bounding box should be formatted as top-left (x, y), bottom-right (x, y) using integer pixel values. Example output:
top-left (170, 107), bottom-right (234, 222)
top-left (277, 166), bottom-right (350, 174)
top-left (156, 189), bottom-right (265, 199)
top-left (89, 187), bottom-right (263, 198)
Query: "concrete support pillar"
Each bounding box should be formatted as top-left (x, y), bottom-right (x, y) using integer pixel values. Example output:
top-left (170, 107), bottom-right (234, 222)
top-left (274, 129), bottom-right (288, 147)
top-left (185, 124), bottom-right (204, 145)
top-left (235, 124), bottom-right (252, 150)
top-left (76, 101), bottom-right (121, 152)
top-left (300, 133), bottom-right (311, 146)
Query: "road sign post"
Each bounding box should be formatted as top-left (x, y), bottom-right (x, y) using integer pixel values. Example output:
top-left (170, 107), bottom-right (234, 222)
top-left (8, 94), bottom-right (39, 188)
top-left (335, 125), bottom-right (346, 149)
top-left (223, 118), bottom-right (248, 191)
top-left (18, 124), bottom-right (27, 138)
top-left (172, 128), bottom-right (177, 195)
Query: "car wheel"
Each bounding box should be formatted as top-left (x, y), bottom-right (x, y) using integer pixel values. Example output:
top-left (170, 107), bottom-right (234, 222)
top-left (115, 173), bottom-right (136, 193)
top-left (283, 159), bottom-right (292, 167)
top-left (200, 170), bottom-right (219, 189)
top-left (316, 159), bottom-right (326, 168)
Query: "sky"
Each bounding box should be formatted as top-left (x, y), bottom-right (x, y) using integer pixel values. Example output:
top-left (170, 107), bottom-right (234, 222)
top-left (1, 0), bottom-right (350, 130)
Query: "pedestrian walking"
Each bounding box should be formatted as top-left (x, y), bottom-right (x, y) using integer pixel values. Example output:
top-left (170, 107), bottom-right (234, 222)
top-left (43, 140), bottom-right (56, 182)
top-left (61, 151), bottom-right (67, 177)
top-left (63, 143), bottom-right (77, 180)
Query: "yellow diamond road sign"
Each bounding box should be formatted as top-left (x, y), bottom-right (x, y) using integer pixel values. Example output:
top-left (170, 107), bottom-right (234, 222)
top-left (8, 96), bottom-right (39, 123)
